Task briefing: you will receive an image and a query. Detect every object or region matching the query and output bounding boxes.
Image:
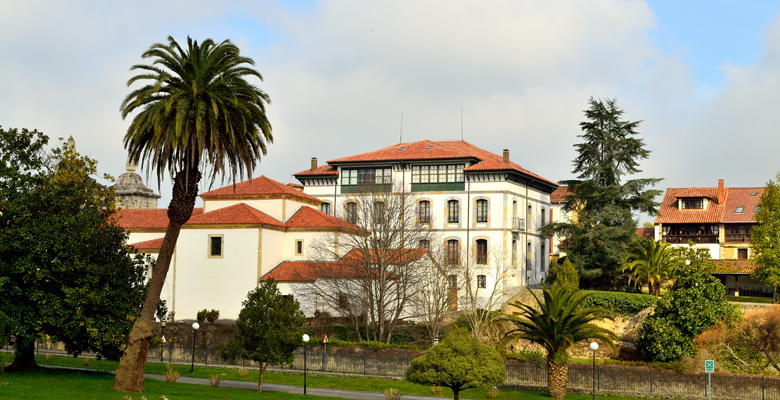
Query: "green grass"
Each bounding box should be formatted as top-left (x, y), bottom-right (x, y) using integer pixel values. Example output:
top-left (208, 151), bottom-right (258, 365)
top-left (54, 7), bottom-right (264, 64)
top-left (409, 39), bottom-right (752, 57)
top-left (0, 368), bottom-right (346, 400)
top-left (727, 295), bottom-right (775, 304)
top-left (19, 354), bottom-right (671, 400)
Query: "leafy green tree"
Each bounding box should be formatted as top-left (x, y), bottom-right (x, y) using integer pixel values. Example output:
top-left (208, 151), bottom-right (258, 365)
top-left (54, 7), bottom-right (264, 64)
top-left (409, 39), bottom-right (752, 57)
top-left (638, 247), bottom-right (738, 361)
top-left (114, 36), bottom-right (273, 392)
top-left (0, 128), bottom-right (147, 371)
top-left (751, 175), bottom-right (780, 302)
top-left (546, 257), bottom-right (579, 290)
top-left (406, 329), bottom-right (506, 400)
top-left (221, 280), bottom-right (304, 391)
top-left (622, 239), bottom-right (678, 296)
top-left (500, 287), bottom-right (616, 399)
top-left (545, 98), bottom-right (661, 288)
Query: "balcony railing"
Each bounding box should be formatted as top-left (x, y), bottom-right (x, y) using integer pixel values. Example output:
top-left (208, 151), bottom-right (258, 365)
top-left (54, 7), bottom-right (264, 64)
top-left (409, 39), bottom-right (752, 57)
top-left (663, 234), bottom-right (718, 244)
top-left (725, 233), bottom-right (751, 243)
top-left (511, 217), bottom-right (525, 231)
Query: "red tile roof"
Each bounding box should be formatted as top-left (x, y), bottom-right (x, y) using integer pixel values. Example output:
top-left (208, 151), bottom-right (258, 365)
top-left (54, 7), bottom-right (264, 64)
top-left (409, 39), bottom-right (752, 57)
top-left (551, 186), bottom-right (572, 203)
top-left (636, 227), bottom-right (654, 239)
top-left (294, 165), bottom-right (339, 177)
top-left (340, 248), bottom-right (429, 265)
top-left (111, 208), bottom-right (204, 230)
top-left (286, 206), bottom-right (363, 232)
top-left (200, 176), bottom-right (322, 204)
top-left (186, 203), bottom-right (284, 227)
top-left (655, 184), bottom-right (764, 224)
top-left (128, 237), bottom-right (164, 252)
top-left (712, 259), bottom-right (757, 275)
top-left (302, 140), bottom-right (557, 188)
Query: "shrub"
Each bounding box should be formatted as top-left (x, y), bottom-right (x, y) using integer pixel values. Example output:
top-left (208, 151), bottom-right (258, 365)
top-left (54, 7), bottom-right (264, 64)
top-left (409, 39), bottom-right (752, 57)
top-left (209, 374), bottom-right (222, 387)
top-left (327, 338), bottom-right (422, 351)
top-left (581, 290), bottom-right (657, 316)
top-left (384, 388), bottom-right (401, 400)
top-left (431, 386), bottom-right (442, 395)
top-left (197, 309), bottom-right (220, 324)
top-left (237, 367), bottom-right (249, 377)
top-left (548, 257), bottom-right (579, 290)
top-left (637, 317), bottom-right (693, 362)
top-left (487, 386), bottom-right (499, 399)
top-left (164, 364), bottom-right (180, 383)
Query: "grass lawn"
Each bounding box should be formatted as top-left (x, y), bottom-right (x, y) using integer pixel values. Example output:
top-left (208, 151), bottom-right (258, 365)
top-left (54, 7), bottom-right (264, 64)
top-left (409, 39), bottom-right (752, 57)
top-left (727, 295), bottom-right (775, 304)
top-left (2, 353), bottom-right (675, 400)
top-left (0, 368), bottom-right (346, 400)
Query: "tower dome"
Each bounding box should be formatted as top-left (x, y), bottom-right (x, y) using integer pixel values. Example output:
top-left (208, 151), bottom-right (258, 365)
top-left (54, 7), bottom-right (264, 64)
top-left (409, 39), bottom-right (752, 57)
top-left (113, 161), bottom-right (160, 209)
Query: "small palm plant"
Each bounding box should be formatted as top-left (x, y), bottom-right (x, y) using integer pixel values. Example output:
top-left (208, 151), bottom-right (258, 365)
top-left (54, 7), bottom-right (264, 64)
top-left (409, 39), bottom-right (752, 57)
top-left (500, 287), bottom-right (616, 399)
top-left (623, 238), bottom-right (678, 296)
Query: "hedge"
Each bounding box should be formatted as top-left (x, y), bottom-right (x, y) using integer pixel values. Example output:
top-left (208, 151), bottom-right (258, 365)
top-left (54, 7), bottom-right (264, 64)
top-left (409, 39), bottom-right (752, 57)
top-left (582, 290), bottom-right (657, 316)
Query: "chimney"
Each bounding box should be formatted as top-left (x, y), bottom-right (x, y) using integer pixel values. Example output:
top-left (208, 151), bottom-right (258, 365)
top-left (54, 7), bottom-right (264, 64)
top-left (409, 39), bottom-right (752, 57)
top-left (717, 179), bottom-right (726, 203)
top-left (310, 157), bottom-right (318, 171)
top-left (502, 149), bottom-right (510, 163)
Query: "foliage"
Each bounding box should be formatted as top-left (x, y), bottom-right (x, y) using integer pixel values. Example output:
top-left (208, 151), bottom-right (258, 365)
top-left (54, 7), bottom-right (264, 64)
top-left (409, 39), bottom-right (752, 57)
top-left (546, 257), bottom-right (579, 290)
top-left (405, 329), bottom-right (506, 400)
top-left (544, 98), bottom-right (661, 289)
top-left (383, 388), bottom-right (401, 400)
top-left (221, 279), bottom-right (304, 391)
top-left (638, 247), bottom-right (738, 362)
top-left (751, 175), bottom-right (780, 302)
top-left (698, 307), bottom-right (780, 373)
top-left (156, 299), bottom-right (169, 322)
top-left (327, 338), bottom-right (423, 351)
top-left (0, 128), bottom-right (147, 370)
top-left (581, 290), bottom-right (657, 316)
top-left (197, 309), bottom-right (220, 324)
top-left (622, 239), bottom-right (678, 296)
top-left (164, 364), bottom-right (180, 382)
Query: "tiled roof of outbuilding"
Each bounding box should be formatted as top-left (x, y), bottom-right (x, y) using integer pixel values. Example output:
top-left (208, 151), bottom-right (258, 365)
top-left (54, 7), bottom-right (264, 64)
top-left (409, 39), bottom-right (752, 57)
top-left (200, 176), bottom-right (322, 204)
top-left (185, 203), bottom-right (284, 226)
top-left (128, 237), bottom-right (164, 252)
top-left (286, 206), bottom-right (363, 232)
top-left (655, 185), bottom-right (764, 224)
top-left (712, 259), bottom-right (757, 275)
top-left (551, 186), bottom-right (572, 204)
top-left (111, 208), bottom-right (204, 230)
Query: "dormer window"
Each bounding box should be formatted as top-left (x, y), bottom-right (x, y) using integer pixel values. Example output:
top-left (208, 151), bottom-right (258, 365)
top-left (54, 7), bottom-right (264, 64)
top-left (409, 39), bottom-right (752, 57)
top-left (680, 198), bottom-right (704, 209)
top-left (735, 206), bottom-right (744, 213)
top-left (755, 206), bottom-right (761, 213)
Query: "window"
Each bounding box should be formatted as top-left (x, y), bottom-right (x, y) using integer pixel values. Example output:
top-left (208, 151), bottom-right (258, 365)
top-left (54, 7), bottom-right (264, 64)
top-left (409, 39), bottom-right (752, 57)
top-left (208, 235), bottom-right (223, 257)
top-left (476, 199), bottom-right (488, 223)
top-left (738, 248), bottom-right (748, 260)
top-left (681, 198), bottom-right (704, 209)
top-left (373, 201), bottom-right (385, 225)
top-left (447, 274), bottom-right (458, 289)
top-left (755, 206), bottom-right (762, 213)
top-left (477, 275), bottom-right (486, 289)
top-left (418, 200), bottom-right (431, 223)
top-left (541, 208), bottom-right (546, 226)
top-left (476, 239), bottom-right (488, 264)
top-left (337, 293), bottom-right (349, 309)
top-left (341, 167), bottom-right (392, 186)
top-left (541, 242), bottom-right (546, 271)
top-left (448, 200), bottom-right (460, 223)
top-left (419, 239), bottom-right (431, 249)
top-left (346, 202), bottom-right (357, 224)
top-left (512, 239), bottom-right (517, 266)
top-left (321, 202), bottom-right (331, 215)
top-left (446, 239), bottom-right (460, 265)
top-left (735, 206), bottom-right (745, 213)
top-left (295, 240), bottom-right (304, 256)
top-left (411, 164), bottom-right (465, 183)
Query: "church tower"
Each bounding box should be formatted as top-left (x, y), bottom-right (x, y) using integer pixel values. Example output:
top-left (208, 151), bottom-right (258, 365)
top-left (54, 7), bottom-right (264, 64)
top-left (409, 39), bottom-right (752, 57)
top-left (113, 161), bottom-right (160, 209)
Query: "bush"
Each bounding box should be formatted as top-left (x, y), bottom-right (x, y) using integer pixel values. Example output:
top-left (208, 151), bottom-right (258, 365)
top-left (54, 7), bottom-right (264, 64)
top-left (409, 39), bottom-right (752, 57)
top-left (637, 317), bottom-right (693, 362)
top-left (209, 374), bottom-right (222, 387)
top-left (384, 388), bottom-right (401, 400)
top-left (197, 309), bottom-right (220, 324)
top-left (327, 338), bottom-right (422, 351)
top-left (164, 364), bottom-right (180, 383)
top-left (581, 290), bottom-right (657, 316)
top-left (237, 367), bottom-right (249, 377)
top-left (547, 257), bottom-right (579, 290)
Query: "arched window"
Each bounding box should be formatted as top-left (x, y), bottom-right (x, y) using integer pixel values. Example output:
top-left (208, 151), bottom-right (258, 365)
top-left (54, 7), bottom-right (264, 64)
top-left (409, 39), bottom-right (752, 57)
top-left (418, 200), bottom-right (431, 223)
top-left (373, 201), bottom-right (385, 225)
top-left (419, 239), bottom-right (431, 249)
top-left (477, 275), bottom-right (487, 289)
top-left (446, 239), bottom-right (460, 265)
top-left (541, 207), bottom-right (546, 226)
top-left (321, 202), bottom-right (331, 215)
top-left (447, 200), bottom-right (460, 223)
top-left (345, 202), bottom-right (357, 224)
top-left (476, 199), bottom-right (488, 223)
top-left (476, 239), bottom-right (488, 264)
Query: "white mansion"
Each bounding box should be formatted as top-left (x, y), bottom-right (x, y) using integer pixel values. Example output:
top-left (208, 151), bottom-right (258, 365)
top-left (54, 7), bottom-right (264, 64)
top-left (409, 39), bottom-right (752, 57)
top-left (114, 140), bottom-right (558, 319)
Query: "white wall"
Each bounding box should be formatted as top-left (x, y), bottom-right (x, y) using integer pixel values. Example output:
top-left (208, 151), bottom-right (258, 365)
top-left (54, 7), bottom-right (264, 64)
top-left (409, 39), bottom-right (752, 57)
top-left (202, 198), bottom-right (315, 221)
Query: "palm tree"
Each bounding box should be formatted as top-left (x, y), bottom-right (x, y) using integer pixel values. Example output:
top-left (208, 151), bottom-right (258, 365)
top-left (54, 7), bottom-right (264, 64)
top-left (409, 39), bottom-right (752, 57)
top-left (113, 36), bottom-right (272, 392)
top-left (622, 238), bottom-right (677, 296)
top-left (500, 287), bottom-right (616, 399)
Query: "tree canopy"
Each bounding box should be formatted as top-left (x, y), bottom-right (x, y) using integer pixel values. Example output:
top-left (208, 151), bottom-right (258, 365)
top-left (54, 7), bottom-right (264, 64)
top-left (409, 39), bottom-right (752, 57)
top-left (406, 329), bottom-right (506, 400)
top-left (751, 175), bottom-right (780, 302)
top-left (545, 98), bottom-right (661, 288)
top-left (623, 239), bottom-right (678, 296)
top-left (0, 127), bottom-right (147, 371)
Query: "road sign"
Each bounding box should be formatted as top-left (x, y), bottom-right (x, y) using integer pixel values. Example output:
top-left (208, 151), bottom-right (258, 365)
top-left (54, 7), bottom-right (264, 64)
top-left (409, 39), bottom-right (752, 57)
top-left (704, 360), bottom-right (715, 374)
top-left (322, 334), bottom-right (329, 344)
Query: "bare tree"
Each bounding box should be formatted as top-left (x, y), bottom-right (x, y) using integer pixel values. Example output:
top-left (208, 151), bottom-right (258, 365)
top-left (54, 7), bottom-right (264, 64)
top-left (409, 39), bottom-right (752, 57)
top-left (458, 249), bottom-right (512, 343)
top-left (408, 244), bottom-right (457, 344)
top-left (309, 187), bottom-right (436, 343)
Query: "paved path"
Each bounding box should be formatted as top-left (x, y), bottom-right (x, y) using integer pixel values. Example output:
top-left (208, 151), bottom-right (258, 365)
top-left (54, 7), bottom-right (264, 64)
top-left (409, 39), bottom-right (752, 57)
top-left (43, 365), bottom-right (462, 400)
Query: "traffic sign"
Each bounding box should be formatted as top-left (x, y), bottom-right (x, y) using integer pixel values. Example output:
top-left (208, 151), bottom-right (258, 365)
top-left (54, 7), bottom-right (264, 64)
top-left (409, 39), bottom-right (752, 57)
top-left (704, 360), bottom-right (715, 374)
top-left (322, 334), bottom-right (329, 344)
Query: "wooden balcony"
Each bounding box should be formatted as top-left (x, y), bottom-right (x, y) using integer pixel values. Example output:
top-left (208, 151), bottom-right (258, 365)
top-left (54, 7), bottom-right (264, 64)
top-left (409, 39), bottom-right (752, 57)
top-left (663, 234), bottom-right (718, 244)
top-left (725, 233), bottom-right (751, 243)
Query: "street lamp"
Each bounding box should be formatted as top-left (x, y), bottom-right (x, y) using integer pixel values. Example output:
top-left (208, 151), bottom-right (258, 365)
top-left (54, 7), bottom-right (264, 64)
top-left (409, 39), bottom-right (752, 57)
top-left (589, 341), bottom-right (599, 400)
top-left (190, 322), bottom-right (200, 373)
top-left (302, 334), bottom-right (310, 395)
top-left (160, 318), bottom-right (167, 362)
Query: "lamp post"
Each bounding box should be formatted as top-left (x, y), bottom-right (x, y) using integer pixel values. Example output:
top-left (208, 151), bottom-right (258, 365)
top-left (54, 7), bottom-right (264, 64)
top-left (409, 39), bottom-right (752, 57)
top-left (160, 319), bottom-right (167, 362)
top-left (190, 322), bottom-right (200, 373)
top-left (302, 334), bottom-right (310, 395)
top-left (589, 341), bottom-right (599, 400)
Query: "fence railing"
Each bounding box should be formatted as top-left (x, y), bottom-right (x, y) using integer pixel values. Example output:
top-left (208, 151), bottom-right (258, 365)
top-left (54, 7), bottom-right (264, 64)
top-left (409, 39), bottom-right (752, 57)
top-left (18, 342), bottom-right (780, 400)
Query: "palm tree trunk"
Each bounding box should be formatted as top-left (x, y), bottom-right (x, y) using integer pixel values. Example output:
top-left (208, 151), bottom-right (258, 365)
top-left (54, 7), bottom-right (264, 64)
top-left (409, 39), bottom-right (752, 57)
top-left (546, 355), bottom-right (568, 399)
top-left (5, 335), bottom-right (37, 371)
top-left (114, 168), bottom-right (200, 393)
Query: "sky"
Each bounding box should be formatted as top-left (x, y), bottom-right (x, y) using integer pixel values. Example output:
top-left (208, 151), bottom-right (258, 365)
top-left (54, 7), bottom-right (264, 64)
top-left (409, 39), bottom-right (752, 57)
top-left (1, 0), bottom-right (779, 215)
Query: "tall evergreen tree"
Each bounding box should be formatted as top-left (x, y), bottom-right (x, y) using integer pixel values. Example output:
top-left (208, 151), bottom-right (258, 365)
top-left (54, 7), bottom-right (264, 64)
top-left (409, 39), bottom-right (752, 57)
top-left (751, 175), bottom-right (780, 302)
top-left (545, 98), bottom-right (661, 288)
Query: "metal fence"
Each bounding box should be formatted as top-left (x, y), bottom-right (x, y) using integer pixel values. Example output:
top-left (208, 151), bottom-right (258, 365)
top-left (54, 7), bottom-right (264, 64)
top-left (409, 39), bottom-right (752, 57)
top-left (16, 342), bottom-right (780, 400)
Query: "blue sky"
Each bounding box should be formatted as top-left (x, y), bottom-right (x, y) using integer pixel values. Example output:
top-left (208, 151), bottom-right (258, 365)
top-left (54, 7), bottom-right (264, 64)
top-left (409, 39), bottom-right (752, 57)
top-left (2, 0), bottom-right (780, 212)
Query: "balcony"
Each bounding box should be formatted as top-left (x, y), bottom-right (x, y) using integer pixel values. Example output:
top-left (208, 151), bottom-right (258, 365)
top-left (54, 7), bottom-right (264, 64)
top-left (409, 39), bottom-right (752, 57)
top-left (725, 233), bottom-right (751, 243)
top-left (663, 234), bottom-right (718, 244)
top-left (511, 217), bottom-right (525, 231)
top-left (341, 184), bottom-right (391, 194)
